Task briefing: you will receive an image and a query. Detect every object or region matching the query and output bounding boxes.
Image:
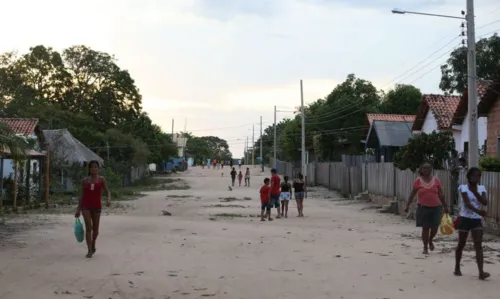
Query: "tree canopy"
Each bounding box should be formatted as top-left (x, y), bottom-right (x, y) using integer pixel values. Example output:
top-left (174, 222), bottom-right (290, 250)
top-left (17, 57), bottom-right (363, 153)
top-left (440, 33), bottom-right (500, 94)
top-left (379, 84), bottom-right (422, 115)
top-left (183, 133), bottom-right (232, 163)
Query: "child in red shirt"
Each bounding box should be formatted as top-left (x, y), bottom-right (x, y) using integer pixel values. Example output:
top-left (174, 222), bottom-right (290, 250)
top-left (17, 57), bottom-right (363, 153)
top-left (260, 178), bottom-right (272, 221)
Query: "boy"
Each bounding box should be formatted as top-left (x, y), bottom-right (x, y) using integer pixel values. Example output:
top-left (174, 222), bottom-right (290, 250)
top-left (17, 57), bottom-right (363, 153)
top-left (260, 178), bottom-right (273, 221)
top-left (230, 167), bottom-right (237, 186)
top-left (269, 168), bottom-right (281, 219)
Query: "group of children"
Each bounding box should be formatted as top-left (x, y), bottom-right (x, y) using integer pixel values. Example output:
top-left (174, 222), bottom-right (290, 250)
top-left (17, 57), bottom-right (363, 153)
top-left (230, 167), bottom-right (251, 187)
top-left (259, 169), bottom-right (306, 221)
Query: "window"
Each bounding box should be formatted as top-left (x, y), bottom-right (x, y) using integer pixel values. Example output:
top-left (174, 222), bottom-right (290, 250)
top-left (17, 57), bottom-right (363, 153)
top-left (464, 142), bottom-right (469, 154)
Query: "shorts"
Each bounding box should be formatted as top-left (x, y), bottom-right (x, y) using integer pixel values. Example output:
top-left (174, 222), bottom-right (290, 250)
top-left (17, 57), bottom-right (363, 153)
top-left (457, 216), bottom-right (483, 232)
top-left (270, 194), bottom-right (280, 208)
top-left (261, 202), bottom-right (271, 212)
top-left (416, 205), bottom-right (442, 228)
top-left (280, 192), bottom-right (291, 200)
top-left (295, 192), bottom-right (305, 200)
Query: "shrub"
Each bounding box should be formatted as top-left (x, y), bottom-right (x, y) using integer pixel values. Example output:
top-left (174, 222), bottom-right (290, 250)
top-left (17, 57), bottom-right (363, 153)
top-left (479, 156), bottom-right (500, 172)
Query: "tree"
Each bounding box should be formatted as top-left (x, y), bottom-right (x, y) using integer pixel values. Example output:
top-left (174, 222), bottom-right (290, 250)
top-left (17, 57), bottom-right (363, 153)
top-left (440, 34), bottom-right (500, 94)
top-left (380, 84), bottom-right (422, 115)
top-left (394, 131), bottom-right (456, 172)
top-left (183, 133), bottom-right (232, 163)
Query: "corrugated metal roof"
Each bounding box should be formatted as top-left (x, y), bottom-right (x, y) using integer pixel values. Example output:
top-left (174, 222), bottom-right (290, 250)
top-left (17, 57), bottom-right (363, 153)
top-left (43, 129), bottom-right (104, 166)
top-left (371, 120), bottom-right (413, 147)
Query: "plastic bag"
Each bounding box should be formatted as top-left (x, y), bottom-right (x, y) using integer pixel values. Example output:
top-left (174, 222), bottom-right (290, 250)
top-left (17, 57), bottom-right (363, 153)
top-left (440, 213), bottom-right (454, 235)
top-left (74, 218), bottom-right (84, 243)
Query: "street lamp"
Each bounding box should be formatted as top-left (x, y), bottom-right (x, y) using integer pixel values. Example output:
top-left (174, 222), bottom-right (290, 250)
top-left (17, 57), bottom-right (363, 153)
top-left (391, 1), bottom-right (479, 168)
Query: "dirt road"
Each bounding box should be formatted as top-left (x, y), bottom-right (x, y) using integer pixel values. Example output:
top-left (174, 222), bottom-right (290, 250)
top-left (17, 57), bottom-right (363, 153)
top-left (1, 166), bottom-right (499, 299)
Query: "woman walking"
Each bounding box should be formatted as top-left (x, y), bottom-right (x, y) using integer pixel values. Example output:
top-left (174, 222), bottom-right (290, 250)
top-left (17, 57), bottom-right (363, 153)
top-left (280, 176), bottom-right (292, 218)
top-left (75, 160), bottom-right (111, 258)
top-left (454, 167), bottom-right (490, 280)
top-left (245, 168), bottom-right (251, 187)
top-left (405, 162), bottom-right (448, 254)
top-left (293, 173), bottom-right (306, 217)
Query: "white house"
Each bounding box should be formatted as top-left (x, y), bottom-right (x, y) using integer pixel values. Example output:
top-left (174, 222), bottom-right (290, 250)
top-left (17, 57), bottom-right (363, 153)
top-left (451, 83), bottom-right (491, 155)
top-left (172, 134), bottom-right (187, 157)
top-left (412, 94), bottom-right (462, 151)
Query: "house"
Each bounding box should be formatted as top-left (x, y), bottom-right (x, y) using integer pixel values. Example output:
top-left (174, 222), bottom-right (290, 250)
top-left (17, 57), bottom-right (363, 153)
top-left (451, 82), bottom-right (491, 156)
top-left (477, 79), bottom-right (500, 157)
top-left (364, 114), bottom-right (415, 139)
top-left (0, 118), bottom-right (45, 178)
top-left (412, 94), bottom-right (461, 150)
top-left (365, 119), bottom-right (414, 162)
top-left (43, 129), bottom-right (104, 192)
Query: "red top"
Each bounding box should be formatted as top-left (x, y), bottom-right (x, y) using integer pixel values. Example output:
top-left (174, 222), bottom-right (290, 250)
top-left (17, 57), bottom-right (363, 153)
top-left (270, 174), bottom-right (281, 195)
top-left (414, 177), bottom-right (442, 207)
top-left (260, 185), bottom-right (270, 203)
top-left (238, 173), bottom-right (243, 180)
top-left (81, 177), bottom-right (104, 209)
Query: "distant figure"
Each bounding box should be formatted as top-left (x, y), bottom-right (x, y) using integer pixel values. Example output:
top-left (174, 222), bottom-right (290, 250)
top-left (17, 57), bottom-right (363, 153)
top-left (269, 168), bottom-right (281, 219)
top-left (293, 173), bottom-right (306, 217)
top-left (259, 178), bottom-right (272, 221)
top-left (221, 160), bottom-right (225, 169)
top-left (245, 168), bottom-right (251, 187)
top-left (230, 160), bottom-right (234, 168)
top-left (213, 159), bottom-right (217, 170)
top-left (238, 160), bottom-right (242, 169)
top-left (230, 167), bottom-right (237, 187)
top-left (280, 176), bottom-right (292, 218)
top-left (237, 171), bottom-right (243, 187)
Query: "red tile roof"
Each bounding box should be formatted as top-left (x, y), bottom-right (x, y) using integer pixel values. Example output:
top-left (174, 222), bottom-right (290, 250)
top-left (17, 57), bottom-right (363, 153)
top-left (477, 78), bottom-right (500, 116)
top-left (412, 94), bottom-right (460, 131)
top-left (0, 118), bottom-right (39, 135)
top-left (453, 81), bottom-right (494, 125)
top-left (367, 114), bottom-right (415, 124)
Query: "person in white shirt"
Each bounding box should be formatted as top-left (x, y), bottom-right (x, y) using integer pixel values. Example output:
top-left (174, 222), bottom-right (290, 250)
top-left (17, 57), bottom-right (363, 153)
top-left (454, 167), bottom-right (490, 280)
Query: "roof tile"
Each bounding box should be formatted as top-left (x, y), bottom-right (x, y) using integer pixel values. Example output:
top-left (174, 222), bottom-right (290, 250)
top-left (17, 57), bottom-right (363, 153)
top-left (367, 114), bottom-right (415, 124)
top-left (0, 118), bottom-right (39, 135)
top-left (423, 94), bottom-right (460, 129)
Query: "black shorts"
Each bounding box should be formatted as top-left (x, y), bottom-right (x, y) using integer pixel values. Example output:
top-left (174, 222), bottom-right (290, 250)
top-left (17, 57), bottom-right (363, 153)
top-left (261, 203), bottom-right (271, 212)
top-left (416, 205), bottom-right (442, 228)
top-left (457, 216), bottom-right (483, 232)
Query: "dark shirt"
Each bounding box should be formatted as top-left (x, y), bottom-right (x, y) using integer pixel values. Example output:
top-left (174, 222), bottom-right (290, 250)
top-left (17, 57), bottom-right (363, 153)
top-left (293, 180), bottom-right (304, 192)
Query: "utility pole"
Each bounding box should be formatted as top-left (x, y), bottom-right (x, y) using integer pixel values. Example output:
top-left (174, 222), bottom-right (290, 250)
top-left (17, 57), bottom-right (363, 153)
top-left (252, 125), bottom-right (255, 167)
top-left (466, 0), bottom-right (479, 168)
top-left (245, 136), bottom-right (249, 165)
top-left (260, 116), bottom-right (264, 172)
top-left (273, 105), bottom-right (277, 168)
top-left (171, 119), bottom-right (174, 138)
top-left (300, 80), bottom-right (306, 181)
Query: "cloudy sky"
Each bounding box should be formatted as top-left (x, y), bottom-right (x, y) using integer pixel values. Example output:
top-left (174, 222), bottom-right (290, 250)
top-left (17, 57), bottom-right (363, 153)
top-left (2, 0), bottom-right (500, 157)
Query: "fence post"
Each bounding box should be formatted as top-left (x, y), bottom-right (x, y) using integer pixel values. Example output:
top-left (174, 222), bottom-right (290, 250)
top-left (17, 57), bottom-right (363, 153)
top-left (393, 165), bottom-right (397, 201)
top-left (328, 163), bottom-right (331, 190)
top-left (348, 167), bottom-right (352, 199)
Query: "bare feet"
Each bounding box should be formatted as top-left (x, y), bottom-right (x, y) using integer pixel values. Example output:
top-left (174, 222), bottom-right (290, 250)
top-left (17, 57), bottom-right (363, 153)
top-left (423, 248), bottom-right (429, 255)
top-left (454, 269), bottom-right (462, 276)
top-left (429, 241), bottom-right (435, 251)
top-left (479, 272), bottom-right (490, 280)
top-left (86, 251), bottom-right (93, 258)
top-left (261, 218), bottom-right (266, 221)
top-left (268, 218), bottom-right (273, 221)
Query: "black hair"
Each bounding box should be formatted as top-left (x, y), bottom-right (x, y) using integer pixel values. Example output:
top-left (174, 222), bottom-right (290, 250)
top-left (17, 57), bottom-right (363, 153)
top-left (466, 167), bottom-right (481, 183)
top-left (88, 160), bottom-right (100, 175)
top-left (297, 172), bottom-right (303, 179)
top-left (271, 168), bottom-right (277, 174)
top-left (264, 177), bottom-right (270, 183)
top-left (284, 175), bottom-right (289, 182)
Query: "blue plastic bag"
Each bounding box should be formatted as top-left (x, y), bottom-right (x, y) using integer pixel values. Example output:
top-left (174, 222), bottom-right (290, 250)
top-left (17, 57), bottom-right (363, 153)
top-left (74, 218), bottom-right (84, 243)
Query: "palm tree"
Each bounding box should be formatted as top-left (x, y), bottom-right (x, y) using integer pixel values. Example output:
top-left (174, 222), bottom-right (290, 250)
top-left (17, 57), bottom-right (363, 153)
top-left (0, 123), bottom-right (29, 212)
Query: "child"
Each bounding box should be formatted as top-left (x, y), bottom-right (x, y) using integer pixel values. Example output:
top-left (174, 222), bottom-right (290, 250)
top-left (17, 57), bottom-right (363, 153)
top-left (260, 178), bottom-right (272, 221)
top-left (245, 168), bottom-right (251, 187)
top-left (237, 171), bottom-right (243, 187)
top-left (280, 175), bottom-right (292, 218)
top-left (455, 167), bottom-right (490, 280)
top-left (230, 167), bottom-right (237, 187)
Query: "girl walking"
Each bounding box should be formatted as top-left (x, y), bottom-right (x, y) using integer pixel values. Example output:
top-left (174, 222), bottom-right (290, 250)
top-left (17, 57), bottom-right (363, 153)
top-left (237, 171), bottom-right (243, 187)
top-left (245, 168), bottom-right (251, 187)
top-left (405, 162), bottom-right (449, 254)
top-left (454, 167), bottom-right (490, 280)
top-left (293, 173), bottom-right (306, 217)
top-left (280, 176), bottom-right (292, 218)
top-left (75, 160), bottom-right (111, 258)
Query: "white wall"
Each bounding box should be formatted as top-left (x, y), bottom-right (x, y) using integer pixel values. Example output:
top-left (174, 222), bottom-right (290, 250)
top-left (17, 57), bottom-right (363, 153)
top-left (421, 111), bottom-right (438, 134)
top-left (456, 116), bottom-right (487, 153)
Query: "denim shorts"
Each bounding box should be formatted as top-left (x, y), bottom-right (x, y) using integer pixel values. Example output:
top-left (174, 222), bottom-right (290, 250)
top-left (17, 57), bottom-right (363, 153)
top-left (270, 194), bottom-right (280, 208)
top-left (295, 192), bottom-right (305, 200)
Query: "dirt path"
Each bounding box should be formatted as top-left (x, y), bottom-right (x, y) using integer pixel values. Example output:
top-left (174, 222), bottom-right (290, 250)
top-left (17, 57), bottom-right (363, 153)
top-left (1, 166), bottom-right (499, 299)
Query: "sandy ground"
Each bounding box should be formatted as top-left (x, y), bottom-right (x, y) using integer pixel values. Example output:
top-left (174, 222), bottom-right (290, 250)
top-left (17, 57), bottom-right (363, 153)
top-left (1, 166), bottom-right (500, 299)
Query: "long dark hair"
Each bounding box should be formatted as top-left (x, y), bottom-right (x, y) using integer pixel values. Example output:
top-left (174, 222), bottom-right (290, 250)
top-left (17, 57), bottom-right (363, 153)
top-left (88, 160), bottom-right (100, 175)
top-left (284, 175), bottom-right (289, 183)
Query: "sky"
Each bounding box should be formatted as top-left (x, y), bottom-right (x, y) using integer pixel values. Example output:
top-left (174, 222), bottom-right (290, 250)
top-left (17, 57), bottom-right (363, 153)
top-left (2, 0), bottom-right (500, 158)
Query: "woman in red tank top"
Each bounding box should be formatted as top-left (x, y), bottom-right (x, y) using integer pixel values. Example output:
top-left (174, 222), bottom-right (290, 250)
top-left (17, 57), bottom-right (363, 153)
top-left (75, 160), bottom-right (111, 258)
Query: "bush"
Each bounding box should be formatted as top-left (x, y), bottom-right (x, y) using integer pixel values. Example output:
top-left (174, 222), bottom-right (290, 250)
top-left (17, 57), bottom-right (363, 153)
top-left (479, 156), bottom-right (500, 172)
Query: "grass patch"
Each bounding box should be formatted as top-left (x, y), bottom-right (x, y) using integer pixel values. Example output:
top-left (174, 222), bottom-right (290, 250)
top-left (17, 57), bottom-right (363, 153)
top-left (212, 213), bottom-right (246, 218)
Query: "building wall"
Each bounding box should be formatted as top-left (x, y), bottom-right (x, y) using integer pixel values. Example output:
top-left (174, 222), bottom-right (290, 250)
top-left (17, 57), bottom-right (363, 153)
top-left (487, 95), bottom-right (500, 157)
top-left (2, 134), bottom-right (40, 178)
top-left (421, 110), bottom-right (438, 134)
top-left (455, 116), bottom-right (487, 153)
